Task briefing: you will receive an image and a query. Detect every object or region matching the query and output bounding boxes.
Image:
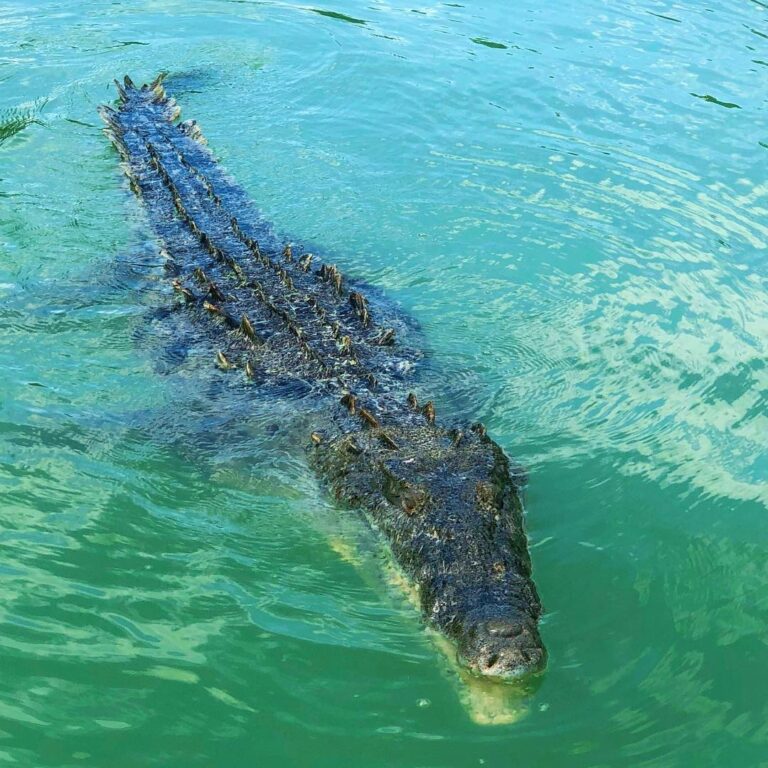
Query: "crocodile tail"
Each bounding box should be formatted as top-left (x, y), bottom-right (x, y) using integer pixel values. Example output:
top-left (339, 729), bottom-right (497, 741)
top-left (114, 74), bottom-right (180, 119)
top-left (100, 74), bottom-right (209, 147)
top-left (97, 75), bottom-right (181, 193)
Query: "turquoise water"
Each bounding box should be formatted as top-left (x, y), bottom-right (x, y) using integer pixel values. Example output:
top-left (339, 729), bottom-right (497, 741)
top-left (1, 0), bottom-right (767, 765)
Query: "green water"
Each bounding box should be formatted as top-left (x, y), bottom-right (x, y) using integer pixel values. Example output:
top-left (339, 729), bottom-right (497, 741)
top-left (1, 0), bottom-right (767, 765)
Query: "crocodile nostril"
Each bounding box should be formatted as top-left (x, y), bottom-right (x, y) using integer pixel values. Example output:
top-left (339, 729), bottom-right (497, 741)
top-left (483, 619), bottom-right (523, 639)
top-left (483, 653), bottom-right (500, 670)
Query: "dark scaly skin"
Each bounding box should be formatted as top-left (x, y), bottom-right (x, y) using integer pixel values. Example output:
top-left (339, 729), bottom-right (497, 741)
top-left (100, 76), bottom-right (546, 680)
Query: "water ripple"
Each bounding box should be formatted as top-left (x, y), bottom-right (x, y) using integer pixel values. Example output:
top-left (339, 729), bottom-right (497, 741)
top-left (1, 0), bottom-right (767, 764)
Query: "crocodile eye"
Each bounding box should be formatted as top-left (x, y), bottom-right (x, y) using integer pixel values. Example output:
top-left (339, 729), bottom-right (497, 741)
top-left (475, 481), bottom-right (498, 509)
top-left (383, 475), bottom-right (428, 515)
top-left (400, 486), bottom-right (428, 516)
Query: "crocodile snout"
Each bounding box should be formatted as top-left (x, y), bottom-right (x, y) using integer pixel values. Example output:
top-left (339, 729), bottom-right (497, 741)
top-left (458, 616), bottom-right (546, 680)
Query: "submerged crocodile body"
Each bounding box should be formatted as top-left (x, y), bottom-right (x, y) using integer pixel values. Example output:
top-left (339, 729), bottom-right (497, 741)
top-left (100, 75), bottom-right (545, 679)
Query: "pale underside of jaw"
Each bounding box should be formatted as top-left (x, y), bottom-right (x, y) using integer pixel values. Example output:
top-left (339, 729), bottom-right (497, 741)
top-left (384, 556), bottom-right (538, 726)
top-left (327, 531), bottom-right (539, 726)
top-left (428, 630), bottom-right (537, 725)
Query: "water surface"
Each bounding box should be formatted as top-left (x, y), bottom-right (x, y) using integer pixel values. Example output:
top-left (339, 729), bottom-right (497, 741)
top-left (1, 1), bottom-right (767, 765)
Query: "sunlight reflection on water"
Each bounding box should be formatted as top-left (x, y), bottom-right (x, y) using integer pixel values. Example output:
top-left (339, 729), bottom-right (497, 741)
top-left (0, 0), bottom-right (766, 765)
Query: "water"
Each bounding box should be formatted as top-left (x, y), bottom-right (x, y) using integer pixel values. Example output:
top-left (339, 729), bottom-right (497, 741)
top-left (1, 0), bottom-right (767, 765)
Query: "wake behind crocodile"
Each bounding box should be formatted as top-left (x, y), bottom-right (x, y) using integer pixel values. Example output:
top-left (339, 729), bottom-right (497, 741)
top-left (99, 75), bottom-right (546, 704)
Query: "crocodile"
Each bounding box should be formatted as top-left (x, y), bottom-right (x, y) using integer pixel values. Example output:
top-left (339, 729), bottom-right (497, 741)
top-left (99, 75), bottom-right (546, 681)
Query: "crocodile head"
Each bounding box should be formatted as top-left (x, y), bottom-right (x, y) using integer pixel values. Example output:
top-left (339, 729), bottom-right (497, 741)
top-left (310, 415), bottom-right (546, 681)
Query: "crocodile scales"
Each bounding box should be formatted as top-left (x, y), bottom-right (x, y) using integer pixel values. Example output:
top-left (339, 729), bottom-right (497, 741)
top-left (99, 75), bottom-right (546, 680)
